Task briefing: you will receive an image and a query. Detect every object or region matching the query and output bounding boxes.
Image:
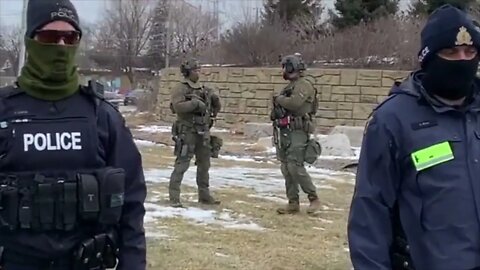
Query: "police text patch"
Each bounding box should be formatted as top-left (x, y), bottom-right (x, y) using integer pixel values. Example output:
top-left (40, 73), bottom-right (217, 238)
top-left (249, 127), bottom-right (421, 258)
top-left (23, 132), bottom-right (82, 152)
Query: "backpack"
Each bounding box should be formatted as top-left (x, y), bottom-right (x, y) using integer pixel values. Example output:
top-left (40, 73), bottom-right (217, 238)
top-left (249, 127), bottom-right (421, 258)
top-left (303, 75), bottom-right (319, 117)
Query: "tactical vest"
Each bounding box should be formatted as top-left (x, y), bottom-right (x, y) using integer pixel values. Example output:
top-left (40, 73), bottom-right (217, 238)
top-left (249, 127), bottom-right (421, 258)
top-left (0, 85), bottom-right (125, 232)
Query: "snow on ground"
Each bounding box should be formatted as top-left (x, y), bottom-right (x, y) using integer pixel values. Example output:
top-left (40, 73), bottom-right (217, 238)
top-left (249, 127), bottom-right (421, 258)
top-left (136, 125), bottom-right (230, 134)
top-left (135, 131), bottom-right (357, 236)
top-left (134, 139), bottom-right (167, 147)
top-left (136, 125), bottom-right (172, 133)
top-left (144, 166), bottom-right (353, 196)
top-left (144, 202), bottom-right (264, 231)
top-left (142, 165), bottom-right (353, 232)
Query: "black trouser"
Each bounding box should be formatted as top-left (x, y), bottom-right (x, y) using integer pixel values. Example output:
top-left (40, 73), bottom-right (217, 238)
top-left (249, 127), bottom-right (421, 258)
top-left (1, 249), bottom-right (73, 270)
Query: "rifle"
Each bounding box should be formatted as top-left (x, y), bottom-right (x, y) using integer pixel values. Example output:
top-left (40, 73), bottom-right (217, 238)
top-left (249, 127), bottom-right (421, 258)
top-left (191, 87), bottom-right (212, 146)
top-left (271, 95), bottom-right (285, 147)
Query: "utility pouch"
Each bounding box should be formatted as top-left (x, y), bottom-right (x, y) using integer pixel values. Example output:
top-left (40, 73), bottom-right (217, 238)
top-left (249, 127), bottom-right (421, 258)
top-left (0, 186), bottom-right (18, 230)
top-left (97, 168), bottom-right (125, 225)
top-left (77, 174), bottom-right (100, 222)
top-left (304, 138), bottom-right (322, 164)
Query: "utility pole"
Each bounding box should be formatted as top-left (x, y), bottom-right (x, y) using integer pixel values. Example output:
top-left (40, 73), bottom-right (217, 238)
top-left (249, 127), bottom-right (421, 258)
top-left (165, 0), bottom-right (172, 68)
top-left (214, 0), bottom-right (219, 40)
top-left (17, 0), bottom-right (28, 76)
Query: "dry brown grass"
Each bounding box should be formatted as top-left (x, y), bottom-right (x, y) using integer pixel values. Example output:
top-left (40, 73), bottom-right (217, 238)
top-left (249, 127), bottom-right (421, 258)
top-left (139, 142), bottom-right (354, 270)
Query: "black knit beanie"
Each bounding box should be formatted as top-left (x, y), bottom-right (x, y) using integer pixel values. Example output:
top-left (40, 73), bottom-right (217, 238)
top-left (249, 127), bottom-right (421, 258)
top-left (418, 4), bottom-right (480, 68)
top-left (25, 0), bottom-right (82, 38)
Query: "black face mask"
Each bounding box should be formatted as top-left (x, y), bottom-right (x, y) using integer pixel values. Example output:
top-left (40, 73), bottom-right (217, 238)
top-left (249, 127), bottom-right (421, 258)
top-left (422, 55), bottom-right (479, 100)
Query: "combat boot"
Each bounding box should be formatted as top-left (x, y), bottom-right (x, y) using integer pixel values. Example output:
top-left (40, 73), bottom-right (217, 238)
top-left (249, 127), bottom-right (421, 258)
top-left (198, 196), bottom-right (221, 205)
top-left (276, 201), bottom-right (300, 214)
top-left (306, 198), bottom-right (320, 214)
top-left (170, 199), bottom-right (183, 208)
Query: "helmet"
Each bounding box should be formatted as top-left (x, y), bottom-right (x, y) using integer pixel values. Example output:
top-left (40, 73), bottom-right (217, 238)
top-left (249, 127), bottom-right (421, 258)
top-left (281, 54), bottom-right (306, 73)
top-left (180, 58), bottom-right (200, 76)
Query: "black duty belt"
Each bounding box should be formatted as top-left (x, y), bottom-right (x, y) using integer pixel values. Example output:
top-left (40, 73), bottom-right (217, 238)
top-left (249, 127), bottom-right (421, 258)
top-left (0, 167), bottom-right (125, 232)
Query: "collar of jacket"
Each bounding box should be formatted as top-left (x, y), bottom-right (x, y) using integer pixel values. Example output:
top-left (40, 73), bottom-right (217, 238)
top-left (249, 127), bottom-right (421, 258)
top-left (392, 70), bottom-right (480, 113)
top-left (180, 77), bottom-right (202, 89)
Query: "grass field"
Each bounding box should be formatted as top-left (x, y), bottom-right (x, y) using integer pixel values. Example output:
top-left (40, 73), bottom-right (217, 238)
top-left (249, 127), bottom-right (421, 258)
top-left (133, 128), bottom-right (356, 270)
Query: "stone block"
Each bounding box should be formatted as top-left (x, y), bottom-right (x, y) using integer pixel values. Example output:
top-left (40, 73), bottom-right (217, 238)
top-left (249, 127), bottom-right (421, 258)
top-left (353, 103), bottom-right (375, 120)
top-left (317, 74), bottom-right (340, 85)
top-left (330, 94), bottom-right (345, 101)
top-left (271, 74), bottom-right (284, 83)
top-left (316, 118), bottom-right (337, 127)
top-left (246, 99), bottom-right (268, 108)
top-left (320, 110), bottom-right (336, 119)
top-left (340, 69), bottom-right (357, 86)
top-left (318, 101), bottom-right (337, 110)
top-left (361, 87), bottom-right (388, 96)
top-left (337, 102), bottom-right (353, 110)
top-left (218, 68), bottom-right (228, 82)
top-left (245, 107), bottom-right (269, 115)
top-left (377, 95), bottom-right (388, 103)
top-left (354, 119), bottom-right (367, 126)
top-left (345, 95), bottom-right (360, 102)
top-left (220, 89), bottom-right (241, 98)
top-left (332, 86), bottom-right (360, 94)
top-left (255, 90), bottom-right (273, 99)
top-left (238, 99), bottom-right (247, 113)
top-left (382, 70), bottom-right (409, 87)
top-left (357, 80), bottom-right (382, 87)
top-left (323, 69), bottom-right (341, 75)
top-left (337, 110), bottom-right (352, 119)
top-left (360, 95), bottom-right (378, 103)
top-left (357, 70), bottom-right (382, 81)
top-left (321, 85), bottom-right (332, 101)
top-left (227, 68), bottom-right (244, 82)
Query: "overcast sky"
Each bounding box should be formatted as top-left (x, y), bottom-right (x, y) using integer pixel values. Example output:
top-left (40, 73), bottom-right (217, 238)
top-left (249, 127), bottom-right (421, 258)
top-left (0, 0), bottom-right (411, 29)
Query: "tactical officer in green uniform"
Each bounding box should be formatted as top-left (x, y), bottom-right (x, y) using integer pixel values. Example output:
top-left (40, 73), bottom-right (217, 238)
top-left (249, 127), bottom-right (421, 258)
top-left (271, 54), bottom-right (321, 215)
top-left (169, 59), bottom-right (223, 208)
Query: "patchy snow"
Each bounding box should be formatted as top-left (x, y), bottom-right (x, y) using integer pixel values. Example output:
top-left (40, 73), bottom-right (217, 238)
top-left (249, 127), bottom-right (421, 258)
top-left (318, 155), bottom-right (358, 161)
top-left (136, 125), bottom-right (172, 133)
top-left (145, 231), bottom-right (170, 239)
top-left (134, 139), bottom-right (167, 147)
top-left (136, 125), bottom-right (230, 134)
top-left (215, 252), bottom-right (230, 258)
top-left (218, 154), bottom-right (273, 163)
top-left (144, 166), bottom-right (354, 196)
top-left (144, 202), bottom-right (264, 231)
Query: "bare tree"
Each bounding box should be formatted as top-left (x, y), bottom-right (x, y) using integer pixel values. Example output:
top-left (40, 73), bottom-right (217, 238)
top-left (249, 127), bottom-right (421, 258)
top-left (90, 0), bottom-right (154, 86)
top-left (167, 1), bottom-right (219, 61)
top-left (0, 25), bottom-right (22, 76)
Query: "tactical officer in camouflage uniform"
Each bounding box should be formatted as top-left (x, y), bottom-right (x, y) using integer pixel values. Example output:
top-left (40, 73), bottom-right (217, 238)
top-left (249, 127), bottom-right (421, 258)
top-left (271, 54), bottom-right (321, 215)
top-left (169, 59), bottom-right (223, 208)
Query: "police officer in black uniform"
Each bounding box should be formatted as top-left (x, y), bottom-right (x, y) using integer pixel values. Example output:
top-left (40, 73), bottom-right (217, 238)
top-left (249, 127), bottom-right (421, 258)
top-left (0, 1), bottom-right (147, 269)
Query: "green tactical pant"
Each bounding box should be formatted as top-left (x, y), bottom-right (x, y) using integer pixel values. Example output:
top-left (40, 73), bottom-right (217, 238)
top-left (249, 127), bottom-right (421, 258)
top-left (276, 129), bottom-right (318, 203)
top-left (169, 130), bottom-right (212, 202)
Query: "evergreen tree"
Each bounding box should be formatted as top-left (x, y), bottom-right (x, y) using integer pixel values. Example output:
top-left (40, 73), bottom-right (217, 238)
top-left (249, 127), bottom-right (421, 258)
top-left (148, 0), bottom-right (168, 69)
top-left (330, 0), bottom-right (399, 29)
top-left (409, 0), bottom-right (476, 15)
top-left (263, 0), bottom-right (322, 25)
